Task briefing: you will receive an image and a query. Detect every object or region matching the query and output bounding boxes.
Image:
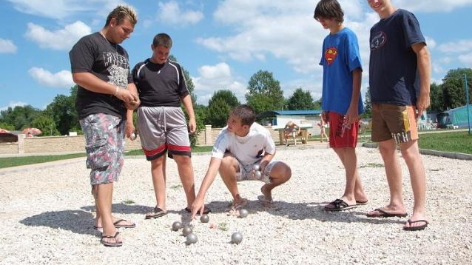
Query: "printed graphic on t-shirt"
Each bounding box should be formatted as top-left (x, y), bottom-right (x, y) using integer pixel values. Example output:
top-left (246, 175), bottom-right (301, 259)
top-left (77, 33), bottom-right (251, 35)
top-left (103, 52), bottom-right (129, 88)
top-left (370, 31), bottom-right (387, 50)
top-left (324, 47), bottom-right (338, 65)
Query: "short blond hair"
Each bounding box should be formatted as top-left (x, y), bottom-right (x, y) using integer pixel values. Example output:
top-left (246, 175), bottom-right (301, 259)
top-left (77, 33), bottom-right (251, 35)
top-left (105, 5), bottom-right (138, 27)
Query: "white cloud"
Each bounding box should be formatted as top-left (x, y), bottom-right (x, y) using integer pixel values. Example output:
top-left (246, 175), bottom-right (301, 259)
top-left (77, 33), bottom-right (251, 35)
top-left (0, 39), bottom-right (17, 53)
top-left (0, 101), bottom-right (27, 111)
top-left (157, 1), bottom-right (203, 25)
top-left (192, 63), bottom-right (246, 105)
top-left (459, 52), bottom-right (472, 65)
top-left (25, 21), bottom-right (91, 51)
top-left (28, 67), bottom-right (74, 89)
top-left (197, 0), bottom-right (373, 75)
top-left (392, 0), bottom-right (472, 12)
top-left (5, 0), bottom-right (130, 19)
top-left (438, 40), bottom-right (472, 53)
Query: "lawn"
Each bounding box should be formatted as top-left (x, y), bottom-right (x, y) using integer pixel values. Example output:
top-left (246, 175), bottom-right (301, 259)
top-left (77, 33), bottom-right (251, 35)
top-left (1, 132), bottom-right (470, 169)
top-left (418, 131), bottom-right (472, 154)
top-left (0, 146), bottom-right (214, 169)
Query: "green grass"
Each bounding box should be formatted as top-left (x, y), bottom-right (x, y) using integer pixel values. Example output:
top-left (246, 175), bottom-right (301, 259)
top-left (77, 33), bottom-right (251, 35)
top-left (0, 145), bottom-right (214, 169)
top-left (0, 153), bottom-right (86, 169)
top-left (124, 145), bottom-right (213, 156)
top-left (418, 131), bottom-right (472, 154)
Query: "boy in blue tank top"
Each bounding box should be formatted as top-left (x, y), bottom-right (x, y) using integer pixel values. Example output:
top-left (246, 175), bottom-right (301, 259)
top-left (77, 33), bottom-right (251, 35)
top-left (314, 0), bottom-right (368, 212)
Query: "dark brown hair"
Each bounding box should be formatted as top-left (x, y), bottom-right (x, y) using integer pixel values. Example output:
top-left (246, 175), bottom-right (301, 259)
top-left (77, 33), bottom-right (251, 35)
top-left (230, 105), bottom-right (256, 126)
top-left (314, 0), bottom-right (344, 23)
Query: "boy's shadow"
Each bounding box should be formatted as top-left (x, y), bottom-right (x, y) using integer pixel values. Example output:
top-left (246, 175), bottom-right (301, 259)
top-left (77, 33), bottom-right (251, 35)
top-left (202, 200), bottom-right (405, 225)
top-left (20, 203), bottom-right (148, 236)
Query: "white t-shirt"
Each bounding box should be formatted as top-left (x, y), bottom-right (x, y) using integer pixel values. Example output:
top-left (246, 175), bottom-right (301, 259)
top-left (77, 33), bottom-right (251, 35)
top-left (212, 122), bottom-right (276, 166)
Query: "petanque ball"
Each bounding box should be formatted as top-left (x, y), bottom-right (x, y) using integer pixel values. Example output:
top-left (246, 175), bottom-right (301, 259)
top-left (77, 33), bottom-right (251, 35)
top-left (253, 164), bottom-right (260, 171)
top-left (255, 171), bottom-right (262, 178)
top-left (182, 225), bottom-right (193, 236)
top-left (231, 232), bottom-right (243, 244)
top-left (130, 132), bottom-right (136, 140)
top-left (186, 233), bottom-right (198, 245)
top-left (172, 221), bottom-right (182, 231)
top-left (239, 208), bottom-right (248, 218)
top-left (200, 214), bottom-right (210, 223)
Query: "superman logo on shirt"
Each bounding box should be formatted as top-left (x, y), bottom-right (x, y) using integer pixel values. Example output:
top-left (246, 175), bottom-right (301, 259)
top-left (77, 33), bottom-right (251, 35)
top-left (324, 47), bottom-right (338, 66)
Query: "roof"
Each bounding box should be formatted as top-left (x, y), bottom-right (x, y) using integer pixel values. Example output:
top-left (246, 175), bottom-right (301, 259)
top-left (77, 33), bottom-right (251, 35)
top-left (257, 110), bottom-right (322, 119)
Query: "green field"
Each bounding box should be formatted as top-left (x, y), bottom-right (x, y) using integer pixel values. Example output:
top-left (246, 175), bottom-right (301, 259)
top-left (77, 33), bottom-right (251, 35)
top-left (0, 132), bottom-right (470, 169)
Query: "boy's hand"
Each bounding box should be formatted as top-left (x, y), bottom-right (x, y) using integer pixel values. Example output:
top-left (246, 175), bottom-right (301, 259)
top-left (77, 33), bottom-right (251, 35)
top-left (345, 105), bottom-right (359, 125)
top-left (188, 118), bottom-right (196, 134)
top-left (191, 198), bottom-right (205, 219)
top-left (125, 122), bottom-right (135, 139)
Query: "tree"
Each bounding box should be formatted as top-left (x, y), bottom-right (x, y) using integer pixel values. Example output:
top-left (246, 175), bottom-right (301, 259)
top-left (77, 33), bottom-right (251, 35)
top-left (246, 70), bottom-right (285, 114)
top-left (45, 88), bottom-right (79, 135)
top-left (0, 105), bottom-right (41, 130)
top-left (429, 83), bottom-right (444, 112)
top-left (206, 90), bottom-right (240, 127)
top-left (361, 87), bottom-right (372, 118)
top-left (31, 114), bottom-right (59, 136)
top-left (287, 88), bottom-right (315, 110)
top-left (441, 68), bottom-right (472, 110)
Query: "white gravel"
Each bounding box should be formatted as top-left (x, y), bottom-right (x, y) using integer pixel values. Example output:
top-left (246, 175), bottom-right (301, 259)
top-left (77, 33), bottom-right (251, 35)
top-left (0, 145), bottom-right (471, 265)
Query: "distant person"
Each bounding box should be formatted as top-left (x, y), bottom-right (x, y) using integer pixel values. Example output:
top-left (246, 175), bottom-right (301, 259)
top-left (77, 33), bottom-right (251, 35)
top-left (126, 33), bottom-right (209, 219)
top-left (190, 105), bottom-right (292, 219)
top-left (283, 121), bottom-right (300, 146)
top-left (366, 0), bottom-right (431, 231)
top-left (69, 5), bottom-right (139, 247)
top-left (318, 114), bottom-right (327, 143)
top-left (314, 0), bottom-right (368, 211)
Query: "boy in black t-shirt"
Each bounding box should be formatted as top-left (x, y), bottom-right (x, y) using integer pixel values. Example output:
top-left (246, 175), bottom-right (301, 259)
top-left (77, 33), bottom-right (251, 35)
top-left (69, 5), bottom-right (139, 247)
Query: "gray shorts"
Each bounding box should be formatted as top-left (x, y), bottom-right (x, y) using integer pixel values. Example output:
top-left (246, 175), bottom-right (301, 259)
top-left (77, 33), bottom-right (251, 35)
top-left (137, 106), bottom-right (191, 161)
top-left (80, 113), bottom-right (125, 185)
top-left (235, 158), bottom-right (280, 184)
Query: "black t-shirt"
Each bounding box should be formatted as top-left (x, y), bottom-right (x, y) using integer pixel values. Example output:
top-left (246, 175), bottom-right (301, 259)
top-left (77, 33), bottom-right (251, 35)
top-left (369, 9), bottom-right (426, 106)
top-left (69, 32), bottom-right (132, 119)
top-left (132, 59), bottom-right (189, 107)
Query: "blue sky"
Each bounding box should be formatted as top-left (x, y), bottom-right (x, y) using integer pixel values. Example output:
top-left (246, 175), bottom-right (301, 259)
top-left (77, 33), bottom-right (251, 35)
top-left (1, 0), bottom-right (472, 111)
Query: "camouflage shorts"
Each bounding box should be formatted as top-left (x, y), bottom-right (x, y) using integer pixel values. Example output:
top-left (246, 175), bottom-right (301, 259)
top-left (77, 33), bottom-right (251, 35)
top-left (80, 113), bottom-right (125, 185)
top-left (237, 160), bottom-right (280, 184)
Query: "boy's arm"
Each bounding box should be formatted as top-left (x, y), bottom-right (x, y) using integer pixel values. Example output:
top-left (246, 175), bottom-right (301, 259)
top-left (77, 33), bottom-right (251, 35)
top-left (181, 94), bottom-right (196, 134)
top-left (191, 157), bottom-right (222, 219)
top-left (259, 151), bottom-right (275, 173)
top-left (412, 43), bottom-right (431, 118)
top-left (346, 68), bottom-right (362, 125)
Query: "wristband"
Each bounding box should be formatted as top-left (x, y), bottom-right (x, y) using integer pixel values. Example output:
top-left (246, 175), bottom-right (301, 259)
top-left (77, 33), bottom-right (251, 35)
top-left (113, 86), bottom-right (120, 97)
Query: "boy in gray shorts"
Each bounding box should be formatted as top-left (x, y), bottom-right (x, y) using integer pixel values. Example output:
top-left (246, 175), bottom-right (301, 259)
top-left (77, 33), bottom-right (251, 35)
top-left (126, 33), bottom-right (209, 218)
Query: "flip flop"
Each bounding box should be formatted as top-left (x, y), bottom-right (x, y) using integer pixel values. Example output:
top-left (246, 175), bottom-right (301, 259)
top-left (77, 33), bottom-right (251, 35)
top-left (101, 232), bottom-right (122, 247)
top-left (145, 207), bottom-right (167, 219)
top-left (184, 206), bottom-right (211, 215)
top-left (324, 199), bottom-right (356, 211)
top-left (93, 219), bottom-right (136, 231)
top-left (356, 200), bottom-right (368, 205)
top-left (366, 208), bottom-right (408, 218)
top-left (113, 219), bottom-right (136, 228)
top-left (403, 219), bottom-right (429, 231)
top-left (231, 198), bottom-right (248, 210)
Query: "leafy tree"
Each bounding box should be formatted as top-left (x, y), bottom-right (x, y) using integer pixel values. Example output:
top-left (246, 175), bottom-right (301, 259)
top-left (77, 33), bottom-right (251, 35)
top-left (31, 114), bottom-right (59, 136)
top-left (361, 87), bottom-right (372, 118)
top-left (246, 70), bottom-right (284, 114)
top-left (45, 89), bottom-right (79, 135)
top-left (0, 123), bottom-right (14, 130)
top-left (313, 98), bottom-right (322, 110)
top-left (441, 68), bottom-right (472, 110)
top-left (206, 90), bottom-right (240, 127)
top-left (287, 88), bottom-right (315, 110)
top-left (429, 83), bottom-right (444, 112)
top-left (0, 105), bottom-right (41, 130)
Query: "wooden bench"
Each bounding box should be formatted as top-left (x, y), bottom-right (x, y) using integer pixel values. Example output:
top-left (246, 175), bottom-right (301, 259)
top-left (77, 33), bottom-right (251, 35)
top-left (272, 124), bottom-right (313, 145)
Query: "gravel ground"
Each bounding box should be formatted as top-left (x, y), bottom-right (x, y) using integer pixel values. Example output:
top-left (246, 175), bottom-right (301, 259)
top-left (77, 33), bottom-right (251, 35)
top-left (0, 145), bottom-right (471, 265)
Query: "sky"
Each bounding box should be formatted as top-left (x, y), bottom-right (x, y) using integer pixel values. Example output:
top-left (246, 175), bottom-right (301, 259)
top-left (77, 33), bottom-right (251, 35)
top-left (1, 0), bottom-right (472, 111)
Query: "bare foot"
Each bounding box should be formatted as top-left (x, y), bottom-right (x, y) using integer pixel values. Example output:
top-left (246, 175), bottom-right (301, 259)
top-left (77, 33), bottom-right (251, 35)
top-left (403, 212), bottom-right (428, 230)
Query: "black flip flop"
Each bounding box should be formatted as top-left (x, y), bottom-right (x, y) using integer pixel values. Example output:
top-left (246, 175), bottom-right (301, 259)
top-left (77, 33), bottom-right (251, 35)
top-left (403, 219), bottom-right (429, 231)
top-left (101, 232), bottom-right (122, 247)
top-left (366, 208), bottom-right (408, 218)
top-left (324, 199), bottom-right (357, 211)
top-left (185, 207), bottom-right (211, 215)
top-left (145, 206), bottom-right (167, 219)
